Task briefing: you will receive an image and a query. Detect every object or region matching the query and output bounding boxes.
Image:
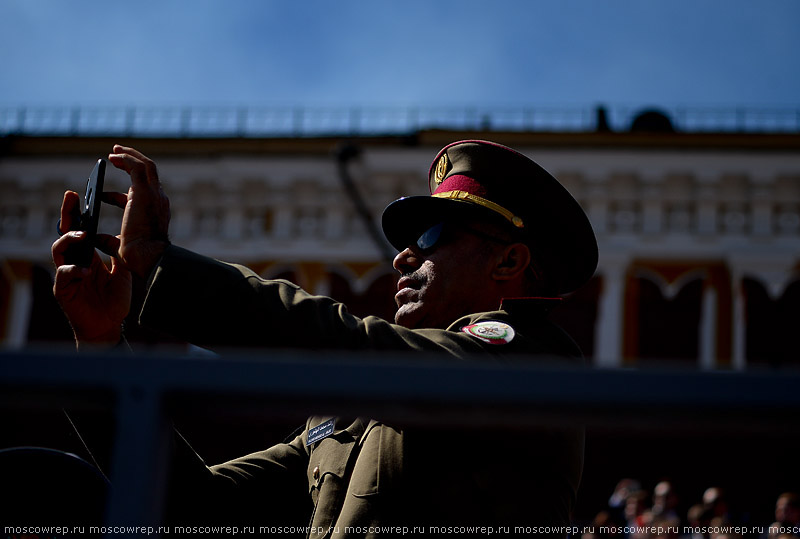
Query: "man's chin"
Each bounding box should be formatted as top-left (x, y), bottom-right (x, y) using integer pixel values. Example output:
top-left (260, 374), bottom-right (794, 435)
top-left (394, 303), bottom-right (421, 329)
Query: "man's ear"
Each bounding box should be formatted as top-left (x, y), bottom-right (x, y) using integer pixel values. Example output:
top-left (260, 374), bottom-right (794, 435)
top-left (491, 242), bottom-right (532, 282)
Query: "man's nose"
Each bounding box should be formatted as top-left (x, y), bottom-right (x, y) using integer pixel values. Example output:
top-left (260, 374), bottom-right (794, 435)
top-left (392, 247), bottom-right (422, 275)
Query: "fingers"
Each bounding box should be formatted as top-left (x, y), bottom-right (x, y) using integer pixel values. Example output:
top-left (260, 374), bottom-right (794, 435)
top-left (53, 263), bottom-right (91, 299)
top-left (95, 233), bottom-right (122, 258)
top-left (52, 231), bottom-right (87, 267)
top-left (108, 152), bottom-right (151, 187)
top-left (59, 191), bottom-right (81, 234)
top-left (113, 144), bottom-right (151, 164)
top-left (101, 191), bottom-right (128, 209)
top-left (55, 231), bottom-right (123, 265)
top-left (108, 145), bottom-right (159, 188)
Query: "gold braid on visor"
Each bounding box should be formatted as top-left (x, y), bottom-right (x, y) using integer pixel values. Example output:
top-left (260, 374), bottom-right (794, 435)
top-left (432, 190), bottom-right (525, 228)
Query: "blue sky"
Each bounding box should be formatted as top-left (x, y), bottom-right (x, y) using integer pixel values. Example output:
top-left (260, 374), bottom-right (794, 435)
top-left (1, 0), bottom-right (799, 110)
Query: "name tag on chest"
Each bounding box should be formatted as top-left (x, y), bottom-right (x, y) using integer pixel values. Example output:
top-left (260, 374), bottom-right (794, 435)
top-left (306, 418), bottom-right (336, 446)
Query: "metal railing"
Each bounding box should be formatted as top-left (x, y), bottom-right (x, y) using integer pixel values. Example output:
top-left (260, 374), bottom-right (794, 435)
top-left (2, 349), bottom-right (800, 535)
top-left (1, 105), bottom-right (798, 138)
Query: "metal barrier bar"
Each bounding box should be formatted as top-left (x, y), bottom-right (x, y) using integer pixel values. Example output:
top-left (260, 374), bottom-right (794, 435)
top-left (2, 350), bottom-right (800, 532)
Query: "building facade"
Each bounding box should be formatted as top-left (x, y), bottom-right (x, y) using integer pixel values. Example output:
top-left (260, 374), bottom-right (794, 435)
top-left (1, 130), bottom-right (799, 368)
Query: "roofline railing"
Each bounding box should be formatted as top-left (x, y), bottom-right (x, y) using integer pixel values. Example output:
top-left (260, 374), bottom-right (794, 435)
top-left (1, 105), bottom-right (798, 138)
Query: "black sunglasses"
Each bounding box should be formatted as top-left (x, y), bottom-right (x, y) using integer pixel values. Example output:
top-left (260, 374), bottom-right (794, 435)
top-left (415, 222), bottom-right (446, 251)
top-left (414, 222), bottom-right (511, 253)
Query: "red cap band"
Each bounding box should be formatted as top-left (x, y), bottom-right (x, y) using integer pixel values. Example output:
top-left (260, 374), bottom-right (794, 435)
top-left (432, 175), bottom-right (488, 197)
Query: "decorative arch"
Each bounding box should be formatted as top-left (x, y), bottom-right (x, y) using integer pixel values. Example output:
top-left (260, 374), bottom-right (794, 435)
top-left (623, 260), bottom-right (732, 365)
top-left (741, 272), bottom-right (800, 367)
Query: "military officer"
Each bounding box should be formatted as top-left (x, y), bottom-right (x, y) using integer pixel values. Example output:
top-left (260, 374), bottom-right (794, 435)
top-left (52, 140), bottom-right (598, 537)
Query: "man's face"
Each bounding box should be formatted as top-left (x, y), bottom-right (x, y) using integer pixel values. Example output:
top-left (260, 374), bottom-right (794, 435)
top-left (777, 497), bottom-right (800, 524)
top-left (392, 223), bottom-right (501, 329)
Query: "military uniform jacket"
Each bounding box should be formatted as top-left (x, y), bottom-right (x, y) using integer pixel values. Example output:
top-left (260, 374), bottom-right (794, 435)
top-left (140, 246), bottom-right (585, 537)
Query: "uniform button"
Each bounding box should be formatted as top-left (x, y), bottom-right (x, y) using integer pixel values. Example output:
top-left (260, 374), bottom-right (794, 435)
top-left (313, 466), bottom-right (320, 480)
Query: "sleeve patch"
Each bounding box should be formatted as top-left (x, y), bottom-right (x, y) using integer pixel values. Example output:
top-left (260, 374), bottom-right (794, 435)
top-left (461, 321), bottom-right (515, 345)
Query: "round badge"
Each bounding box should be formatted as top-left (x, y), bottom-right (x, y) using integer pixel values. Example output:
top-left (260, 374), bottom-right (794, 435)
top-left (461, 321), bottom-right (515, 345)
top-left (434, 153), bottom-right (449, 185)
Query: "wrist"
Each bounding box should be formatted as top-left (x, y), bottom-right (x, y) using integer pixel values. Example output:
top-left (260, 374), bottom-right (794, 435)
top-left (123, 239), bottom-right (169, 280)
top-left (74, 325), bottom-right (123, 352)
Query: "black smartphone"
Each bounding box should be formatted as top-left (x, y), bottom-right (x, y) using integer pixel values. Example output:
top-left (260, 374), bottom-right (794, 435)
top-left (64, 159), bottom-right (105, 267)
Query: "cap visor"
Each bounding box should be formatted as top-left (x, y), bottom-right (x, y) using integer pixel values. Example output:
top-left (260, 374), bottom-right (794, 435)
top-left (381, 196), bottom-right (493, 251)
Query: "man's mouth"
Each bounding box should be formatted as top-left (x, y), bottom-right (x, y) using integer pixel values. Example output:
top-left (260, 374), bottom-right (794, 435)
top-left (395, 275), bottom-right (421, 304)
top-left (397, 275), bottom-right (418, 291)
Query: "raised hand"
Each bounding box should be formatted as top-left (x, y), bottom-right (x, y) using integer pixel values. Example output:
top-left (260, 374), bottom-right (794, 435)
top-left (52, 191), bottom-right (132, 348)
top-left (52, 145), bottom-right (172, 349)
top-left (107, 145), bottom-right (171, 279)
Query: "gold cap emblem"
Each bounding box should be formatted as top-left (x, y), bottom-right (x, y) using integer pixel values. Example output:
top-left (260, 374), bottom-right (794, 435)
top-left (434, 153), bottom-right (449, 185)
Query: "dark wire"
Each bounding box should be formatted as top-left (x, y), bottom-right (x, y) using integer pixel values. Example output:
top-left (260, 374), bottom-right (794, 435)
top-left (62, 408), bottom-right (110, 483)
top-left (335, 143), bottom-right (396, 265)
